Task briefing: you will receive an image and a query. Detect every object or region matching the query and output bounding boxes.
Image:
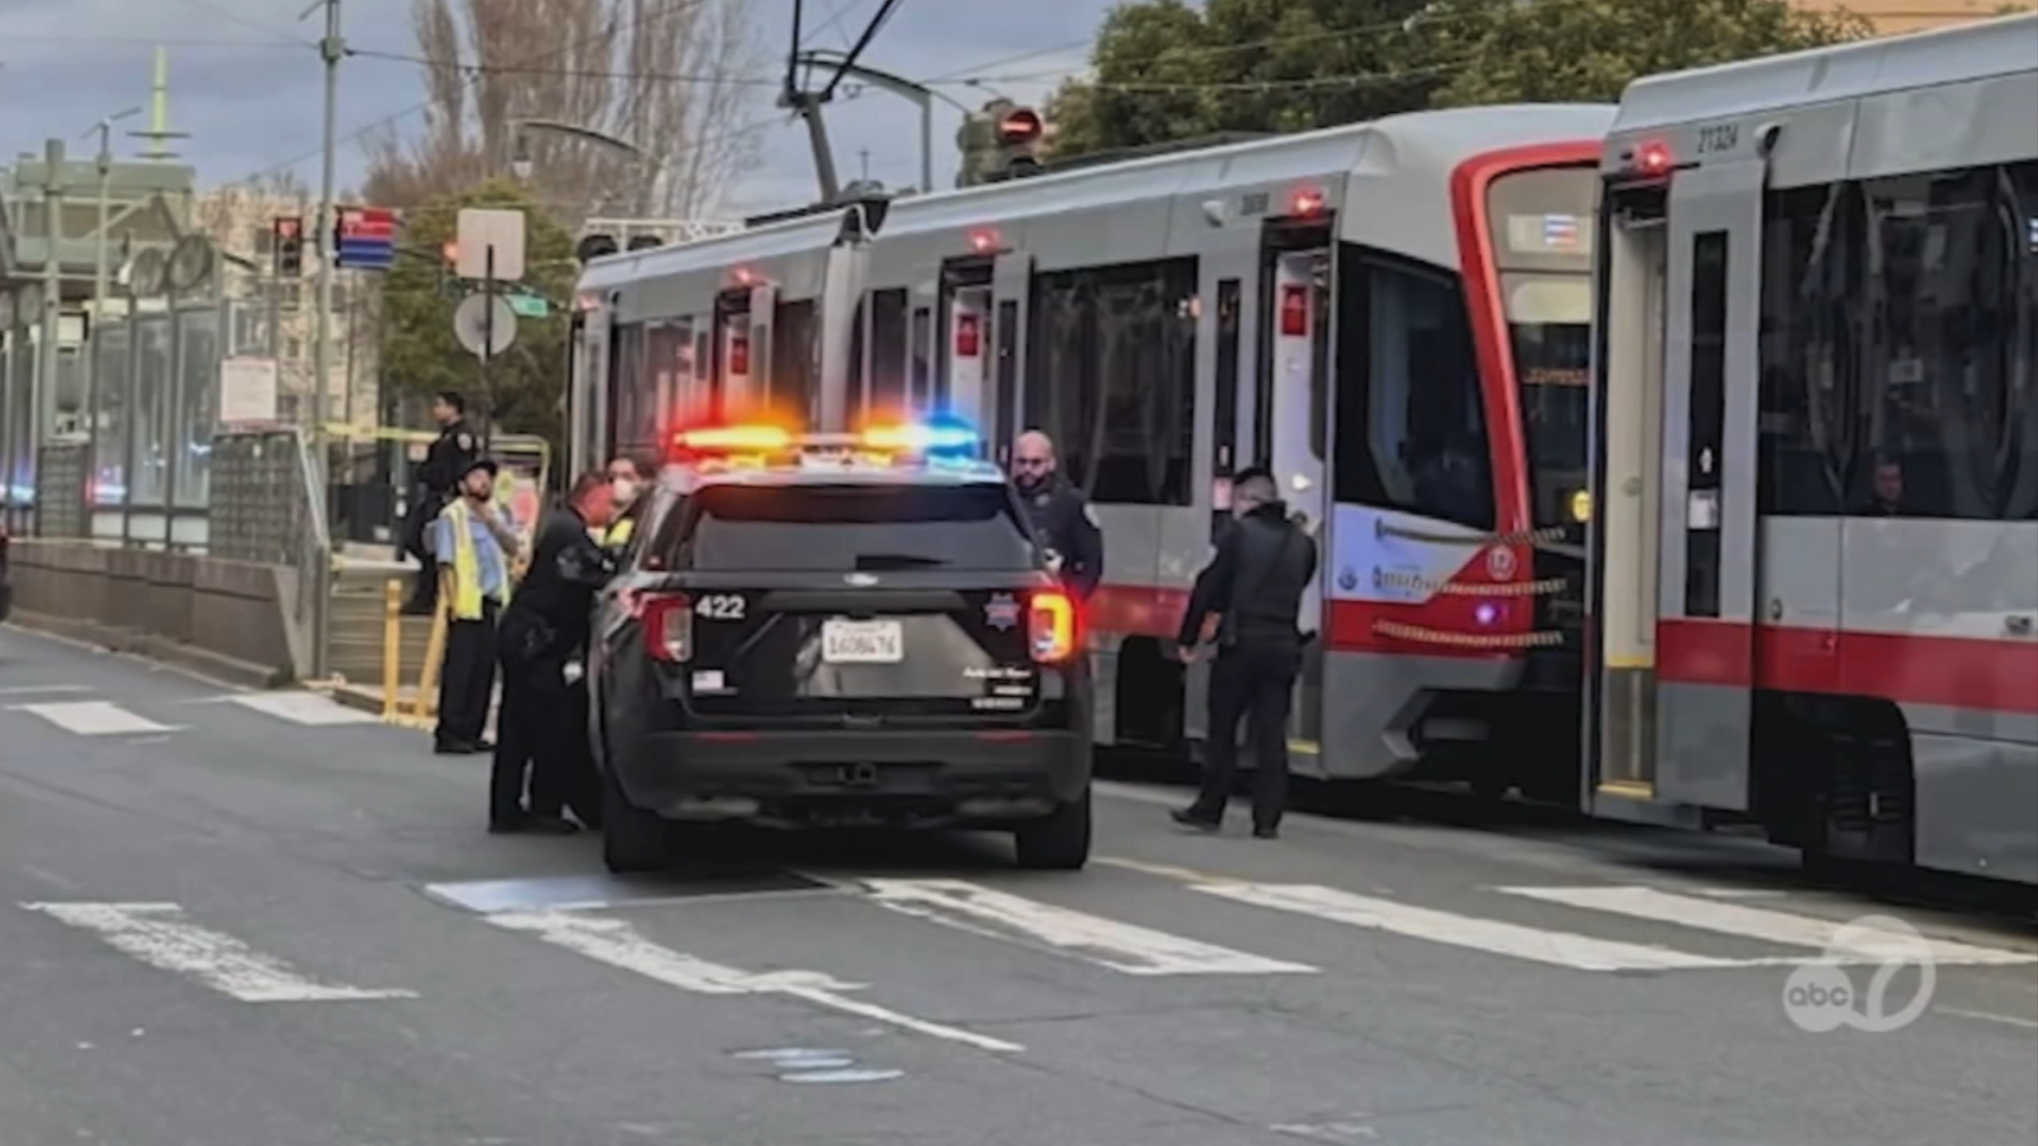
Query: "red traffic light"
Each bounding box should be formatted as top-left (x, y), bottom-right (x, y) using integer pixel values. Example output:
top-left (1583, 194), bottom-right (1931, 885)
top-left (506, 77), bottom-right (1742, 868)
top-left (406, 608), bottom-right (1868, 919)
top-left (274, 216), bottom-right (302, 239)
top-left (997, 108), bottom-right (1044, 145)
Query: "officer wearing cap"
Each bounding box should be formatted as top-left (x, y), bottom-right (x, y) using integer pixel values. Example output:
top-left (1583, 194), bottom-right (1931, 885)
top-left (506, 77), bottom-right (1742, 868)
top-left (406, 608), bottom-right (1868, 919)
top-left (402, 391), bottom-right (479, 614)
top-left (432, 455), bottom-right (519, 755)
top-left (1010, 430), bottom-right (1103, 600)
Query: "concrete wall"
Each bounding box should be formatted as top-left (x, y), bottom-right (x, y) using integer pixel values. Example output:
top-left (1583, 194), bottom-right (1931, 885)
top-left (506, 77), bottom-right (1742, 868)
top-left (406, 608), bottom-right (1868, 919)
top-left (3, 539), bottom-right (304, 687)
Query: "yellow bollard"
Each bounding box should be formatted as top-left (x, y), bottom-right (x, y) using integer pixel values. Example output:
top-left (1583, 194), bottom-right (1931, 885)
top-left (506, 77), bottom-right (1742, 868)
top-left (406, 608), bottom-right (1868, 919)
top-left (381, 579), bottom-right (402, 721)
top-left (412, 582), bottom-right (450, 722)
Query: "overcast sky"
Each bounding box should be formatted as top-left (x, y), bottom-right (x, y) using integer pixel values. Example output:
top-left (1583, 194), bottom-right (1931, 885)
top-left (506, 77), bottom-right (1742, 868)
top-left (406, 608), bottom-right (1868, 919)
top-left (0, 0), bottom-right (1109, 218)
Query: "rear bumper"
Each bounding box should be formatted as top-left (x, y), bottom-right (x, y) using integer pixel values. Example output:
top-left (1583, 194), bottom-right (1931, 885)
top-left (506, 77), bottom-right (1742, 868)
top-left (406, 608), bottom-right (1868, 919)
top-left (612, 727), bottom-right (1092, 825)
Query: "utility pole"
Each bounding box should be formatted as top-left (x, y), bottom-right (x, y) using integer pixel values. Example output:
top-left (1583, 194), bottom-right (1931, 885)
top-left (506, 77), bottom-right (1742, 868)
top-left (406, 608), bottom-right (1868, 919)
top-left (84, 108), bottom-right (140, 515)
top-left (307, 0), bottom-right (344, 681)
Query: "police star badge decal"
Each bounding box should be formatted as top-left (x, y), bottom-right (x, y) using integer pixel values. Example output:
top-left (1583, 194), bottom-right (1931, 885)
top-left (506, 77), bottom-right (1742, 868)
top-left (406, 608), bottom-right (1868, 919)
top-left (985, 593), bottom-right (1020, 630)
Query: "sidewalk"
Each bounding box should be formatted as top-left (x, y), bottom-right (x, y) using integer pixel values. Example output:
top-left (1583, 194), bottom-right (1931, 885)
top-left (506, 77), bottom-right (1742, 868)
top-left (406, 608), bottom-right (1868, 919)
top-left (323, 679), bottom-right (499, 741)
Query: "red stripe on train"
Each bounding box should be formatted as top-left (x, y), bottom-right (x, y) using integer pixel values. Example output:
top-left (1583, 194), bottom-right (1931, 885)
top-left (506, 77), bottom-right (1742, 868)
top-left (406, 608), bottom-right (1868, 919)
top-left (1658, 618), bottom-right (2038, 715)
top-left (1085, 577), bottom-right (1524, 660)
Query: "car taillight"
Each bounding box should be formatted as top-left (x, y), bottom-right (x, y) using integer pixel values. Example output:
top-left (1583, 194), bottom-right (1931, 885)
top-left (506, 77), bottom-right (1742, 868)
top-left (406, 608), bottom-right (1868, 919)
top-left (638, 592), bottom-right (692, 662)
top-left (1029, 589), bottom-right (1077, 663)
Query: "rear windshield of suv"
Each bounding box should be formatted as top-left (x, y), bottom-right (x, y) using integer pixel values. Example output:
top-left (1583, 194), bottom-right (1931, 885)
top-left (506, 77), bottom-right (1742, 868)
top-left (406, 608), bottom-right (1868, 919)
top-left (679, 482), bottom-right (1038, 572)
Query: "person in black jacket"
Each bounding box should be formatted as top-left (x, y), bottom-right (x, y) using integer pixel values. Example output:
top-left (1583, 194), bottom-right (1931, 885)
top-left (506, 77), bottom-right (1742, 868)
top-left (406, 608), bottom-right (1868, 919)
top-left (488, 471), bottom-right (616, 834)
top-left (1170, 467), bottom-right (1318, 839)
top-left (401, 391), bottom-right (479, 615)
top-left (1010, 430), bottom-right (1104, 600)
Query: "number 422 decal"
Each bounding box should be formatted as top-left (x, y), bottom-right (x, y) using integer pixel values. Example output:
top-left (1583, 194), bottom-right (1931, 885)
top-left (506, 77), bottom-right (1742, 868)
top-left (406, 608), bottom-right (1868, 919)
top-left (696, 594), bottom-right (746, 620)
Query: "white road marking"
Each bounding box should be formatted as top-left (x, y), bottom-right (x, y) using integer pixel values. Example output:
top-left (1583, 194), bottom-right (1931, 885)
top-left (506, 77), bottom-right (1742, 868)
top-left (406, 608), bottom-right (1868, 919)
top-left (1496, 886), bottom-right (2038, 965)
top-left (0, 685), bottom-right (94, 697)
top-left (1192, 882), bottom-right (1748, 972)
top-left (223, 691), bottom-right (378, 725)
top-left (1936, 1007), bottom-right (2038, 1031)
top-left (489, 910), bottom-right (1023, 1053)
top-left (9, 701), bottom-right (178, 736)
top-left (860, 878), bottom-right (1316, 976)
top-left (21, 902), bottom-right (415, 1002)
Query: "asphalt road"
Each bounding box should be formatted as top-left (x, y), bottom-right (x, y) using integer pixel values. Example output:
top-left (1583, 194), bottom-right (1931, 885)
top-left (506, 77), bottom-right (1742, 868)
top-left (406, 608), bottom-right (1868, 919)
top-left (2, 624), bottom-right (2034, 1146)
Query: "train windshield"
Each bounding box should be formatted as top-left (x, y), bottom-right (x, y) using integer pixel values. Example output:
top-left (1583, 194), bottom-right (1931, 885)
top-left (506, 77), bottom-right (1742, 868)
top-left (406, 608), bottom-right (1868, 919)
top-left (1487, 165), bottom-right (1596, 530)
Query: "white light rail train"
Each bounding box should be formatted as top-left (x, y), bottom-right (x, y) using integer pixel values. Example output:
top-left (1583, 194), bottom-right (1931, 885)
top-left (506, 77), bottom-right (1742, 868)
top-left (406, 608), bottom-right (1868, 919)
top-left (568, 12), bottom-right (2038, 888)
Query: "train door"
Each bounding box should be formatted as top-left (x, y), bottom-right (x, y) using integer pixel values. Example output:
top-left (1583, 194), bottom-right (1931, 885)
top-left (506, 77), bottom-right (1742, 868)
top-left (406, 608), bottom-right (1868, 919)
top-left (1588, 183), bottom-right (1669, 805)
top-left (714, 284), bottom-right (772, 417)
top-left (939, 253), bottom-right (1028, 461)
top-left (1258, 233), bottom-right (1333, 757)
top-left (1653, 160), bottom-right (1766, 812)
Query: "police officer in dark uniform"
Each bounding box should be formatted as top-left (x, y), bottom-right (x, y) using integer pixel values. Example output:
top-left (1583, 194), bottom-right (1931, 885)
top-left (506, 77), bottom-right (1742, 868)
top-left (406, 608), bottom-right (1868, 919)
top-left (1170, 467), bottom-right (1318, 839)
top-left (401, 390), bottom-right (478, 615)
top-left (1010, 430), bottom-right (1103, 600)
top-left (489, 471), bottom-right (615, 834)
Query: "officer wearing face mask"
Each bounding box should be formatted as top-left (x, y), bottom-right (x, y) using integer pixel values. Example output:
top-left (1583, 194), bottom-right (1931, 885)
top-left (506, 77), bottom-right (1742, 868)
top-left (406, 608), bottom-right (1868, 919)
top-left (1009, 430), bottom-right (1103, 601)
top-left (602, 452), bottom-right (657, 549)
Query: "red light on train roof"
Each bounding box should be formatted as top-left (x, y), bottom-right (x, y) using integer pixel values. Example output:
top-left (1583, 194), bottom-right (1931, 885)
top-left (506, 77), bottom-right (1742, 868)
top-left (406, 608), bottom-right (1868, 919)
top-left (732, 266), bottom-right (756, 287)
top-left (1290, 186), bottom-right (1326, 217)
top-left (968, 228), bottom-right (999, 254)
top-left (1635, 141), bottom-right (1672, 176)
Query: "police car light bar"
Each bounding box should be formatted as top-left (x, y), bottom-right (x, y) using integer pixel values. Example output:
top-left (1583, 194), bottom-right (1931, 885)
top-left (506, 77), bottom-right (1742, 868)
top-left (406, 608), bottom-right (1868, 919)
top-left (860, 420), bottom-right (978, 453)
top-left (669, 419), bottom-right (981, 465)
top-left (671, 425), bottom-right (793, 453)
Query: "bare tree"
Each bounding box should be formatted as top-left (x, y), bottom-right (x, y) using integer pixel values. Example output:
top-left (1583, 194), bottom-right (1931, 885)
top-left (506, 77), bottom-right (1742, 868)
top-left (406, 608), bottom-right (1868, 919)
top-left (362, 0), bottom-right (765, 223)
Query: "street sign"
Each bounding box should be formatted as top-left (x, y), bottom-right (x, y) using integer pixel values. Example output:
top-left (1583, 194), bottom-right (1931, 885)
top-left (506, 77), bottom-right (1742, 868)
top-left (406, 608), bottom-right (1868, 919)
top-left (507, 293), bottom-right (550, 318)
top-left (455, 208), bottom-right (527, 281)
top-left (336, 206), bottom-right (397, 271)
top-left (454, 294), bottom-right (518, 359)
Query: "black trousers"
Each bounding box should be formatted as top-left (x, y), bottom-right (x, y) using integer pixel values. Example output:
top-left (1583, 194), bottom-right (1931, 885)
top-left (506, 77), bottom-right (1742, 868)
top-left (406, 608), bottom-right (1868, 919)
top-left (435, 599), bottom-right (499, 747)
top-left (400, 487), bottom-right (443, 608)
top-left (1191, 641), bottom-right (1303, 830)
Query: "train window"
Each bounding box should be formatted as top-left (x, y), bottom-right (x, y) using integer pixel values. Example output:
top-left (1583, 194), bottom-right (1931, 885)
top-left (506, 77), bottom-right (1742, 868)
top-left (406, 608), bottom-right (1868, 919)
top-left (869, 289), bottom-right (909, 414)
top-left (1333, 248), bottom-right (1496, 530)
top-left (910, 306), bottom-right (933, 406)
top-left (846, 299), bottom-right (866, 411)
top-left (1858, 166), bottom-right (2038, 521)
top-left (639, 320), bottom-right (690, 451)
top-left (1025, 258), bottom-right (1197, 505)
top-left (1683, 230), bottom-right (1729, 620)
top-left (1757, 183), bottom-right (1860, 516)
top-left (1214, 279), bottom-right (1241, 473)
top-left (1504, 273), bottom-right (1593, 528)
top-left (772, 299), bottom-right (817, 424)
top-left (609, 322), bottom-right (650, 455)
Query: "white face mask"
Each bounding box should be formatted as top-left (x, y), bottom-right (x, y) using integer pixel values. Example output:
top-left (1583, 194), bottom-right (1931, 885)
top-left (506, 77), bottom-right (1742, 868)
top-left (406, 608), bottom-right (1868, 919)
top-left (611, 478), bottom-right (638, 506)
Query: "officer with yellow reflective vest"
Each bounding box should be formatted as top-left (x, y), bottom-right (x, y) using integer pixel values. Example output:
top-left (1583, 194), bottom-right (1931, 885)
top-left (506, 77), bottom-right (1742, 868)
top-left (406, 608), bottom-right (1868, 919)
top-left (432, 457), bottom-right (520, 755)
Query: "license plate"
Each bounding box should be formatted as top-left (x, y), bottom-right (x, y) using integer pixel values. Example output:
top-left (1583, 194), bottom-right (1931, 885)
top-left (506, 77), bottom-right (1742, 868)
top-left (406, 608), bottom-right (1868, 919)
top-left (821, 618), bottom-right (904, 664)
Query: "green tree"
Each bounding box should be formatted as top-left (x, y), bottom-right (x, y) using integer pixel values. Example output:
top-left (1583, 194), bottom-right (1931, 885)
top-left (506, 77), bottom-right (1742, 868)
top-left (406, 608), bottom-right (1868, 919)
top-left (380, 179), bottom-right (578, 451)
top-left (1046, 0), bottom-right (1870, 160)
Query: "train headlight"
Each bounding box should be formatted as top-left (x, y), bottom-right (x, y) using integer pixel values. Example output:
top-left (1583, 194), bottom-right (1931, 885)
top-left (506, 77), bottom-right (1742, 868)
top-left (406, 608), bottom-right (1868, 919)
top-left (1570, 489), bottom-right (1592, 523)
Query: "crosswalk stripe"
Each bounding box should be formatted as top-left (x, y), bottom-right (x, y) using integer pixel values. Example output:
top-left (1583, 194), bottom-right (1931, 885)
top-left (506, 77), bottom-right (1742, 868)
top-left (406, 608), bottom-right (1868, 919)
top-left (859, 878), bottom-right (1317, 976)
top-left (489, 910), bottom-right (1023, 1052)
top-left (1496, 886), bottom-right (2038, 965)
top-left (10, 700), bottom-right (178, 736)
top-left (1190, 882), bottom-right (1748, 972)
top-left (226, 691), bottom-right (378, 725)
top-left (21, 902), bottom-right (415, 1002)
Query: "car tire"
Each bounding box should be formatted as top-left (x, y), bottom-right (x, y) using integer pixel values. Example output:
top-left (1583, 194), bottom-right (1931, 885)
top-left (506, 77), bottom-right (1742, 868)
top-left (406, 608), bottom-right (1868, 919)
top-left (601, 764), bottom-right (668, 874)
top-left (1014, 786), bottom-right (1091, 871)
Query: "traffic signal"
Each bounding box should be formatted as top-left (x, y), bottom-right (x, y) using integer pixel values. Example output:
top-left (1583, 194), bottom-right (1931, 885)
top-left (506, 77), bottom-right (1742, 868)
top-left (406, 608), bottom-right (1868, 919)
top-left (956, 99), bottom-right (1049, 187)
top-left (273, 216), bottom-right (304, 278)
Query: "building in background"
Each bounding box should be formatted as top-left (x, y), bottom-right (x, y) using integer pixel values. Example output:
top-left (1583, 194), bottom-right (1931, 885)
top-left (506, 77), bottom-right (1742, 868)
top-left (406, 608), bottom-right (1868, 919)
top-left (1792, 0), bottom-right (2024, 35)
top-left (192, 185), bottom-right (381, 429)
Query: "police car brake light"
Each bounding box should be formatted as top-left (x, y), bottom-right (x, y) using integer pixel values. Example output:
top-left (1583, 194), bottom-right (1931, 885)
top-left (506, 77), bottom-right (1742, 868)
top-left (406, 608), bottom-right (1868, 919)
top-left (1029, 589), bottom-right (1077, 663)
top-left (637, 591), bottom-right (692, 662)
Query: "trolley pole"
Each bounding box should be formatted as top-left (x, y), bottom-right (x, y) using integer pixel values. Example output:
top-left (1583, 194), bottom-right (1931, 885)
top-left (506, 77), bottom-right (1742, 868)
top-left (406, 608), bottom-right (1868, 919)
top-left (308, 0), bottom-right (344, 681)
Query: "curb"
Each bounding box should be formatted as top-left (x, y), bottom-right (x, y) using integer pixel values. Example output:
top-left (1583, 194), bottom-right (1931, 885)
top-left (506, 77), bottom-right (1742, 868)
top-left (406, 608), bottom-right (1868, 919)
top-left (5, 610), bottom-right (291, 690)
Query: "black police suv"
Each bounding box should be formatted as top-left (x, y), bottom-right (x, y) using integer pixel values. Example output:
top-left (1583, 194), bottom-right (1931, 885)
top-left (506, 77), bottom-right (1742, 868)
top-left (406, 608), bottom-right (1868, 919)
top-left (586, 446), bottom-right (1094, 873)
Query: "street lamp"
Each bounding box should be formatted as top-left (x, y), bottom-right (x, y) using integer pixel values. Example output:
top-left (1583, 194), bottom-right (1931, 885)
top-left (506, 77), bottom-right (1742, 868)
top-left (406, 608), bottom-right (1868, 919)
top-left (80, 105), bottom-right (143, 514)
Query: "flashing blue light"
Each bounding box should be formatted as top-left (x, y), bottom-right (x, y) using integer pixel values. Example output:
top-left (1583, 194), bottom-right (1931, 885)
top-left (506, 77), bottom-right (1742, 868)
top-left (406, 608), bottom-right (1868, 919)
top-left (866, 417), bottom-right (979, 455)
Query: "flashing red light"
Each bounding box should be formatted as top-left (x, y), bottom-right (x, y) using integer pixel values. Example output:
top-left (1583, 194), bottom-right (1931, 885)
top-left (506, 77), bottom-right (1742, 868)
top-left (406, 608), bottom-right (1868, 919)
top-left (1290, 186), bottom-right (1326, 217)
top-left (639, 592), bottom-right (692, 662)
top-left (732, 266), bottom-right (756, 287)
top-left (671, 424), bottom-right (791, 454)
top-left (1279, 283), bottom-right (1309, 337)
top-left (997, 108), bottom-right (1044, 145)
top-left (968, 228), bottom-right (999, 254)
top-left (1636, 141), bottom-right (1672, 176)
top-left (1029, 589), bottom-right (1077, 663)
top-left (955, 312), bottom-right (981, 358)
